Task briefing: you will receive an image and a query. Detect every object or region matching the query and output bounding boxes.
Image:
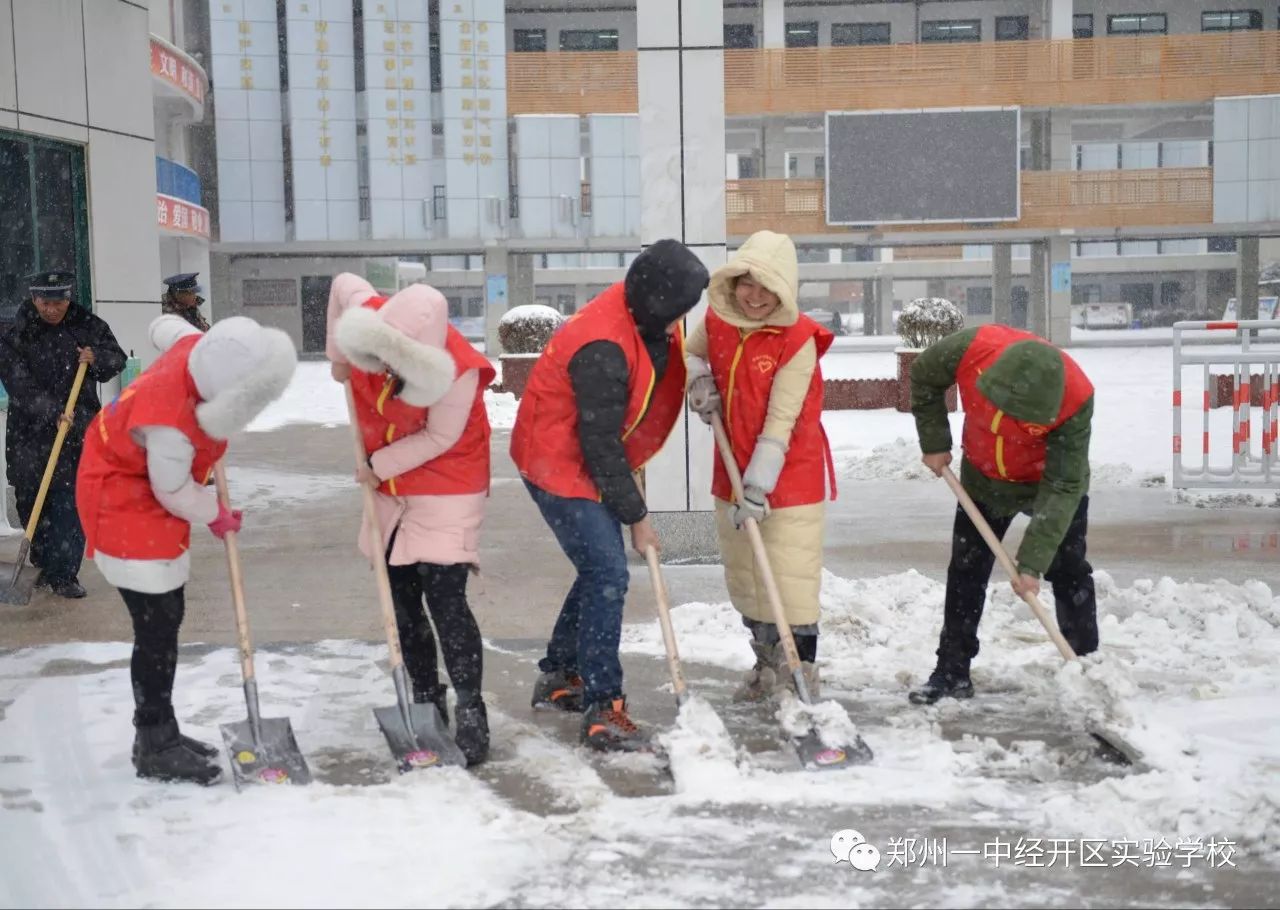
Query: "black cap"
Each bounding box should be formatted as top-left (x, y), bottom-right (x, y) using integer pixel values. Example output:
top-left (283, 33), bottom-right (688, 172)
top-left (163, 272), bottom-right (203, 294)
top-left (28, 270), bottom-right (74, 300)
top-left (623, 240), bottom-right (710, 339)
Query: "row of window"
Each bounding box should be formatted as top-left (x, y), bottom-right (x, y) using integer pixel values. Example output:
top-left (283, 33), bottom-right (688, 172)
top-left (513, 10), bottom-right (1274, 53)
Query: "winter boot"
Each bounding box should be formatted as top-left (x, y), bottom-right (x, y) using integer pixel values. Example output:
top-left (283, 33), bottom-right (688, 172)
top-left (771, 656), bottom-right (821, 701)
top-left (133, 720), bottom-right (222, 785)
top-left (733, 639), bottom-right (780, 702)
top-left (132, 727), bottom-right (218, 763)
top-left (453, 689), bottom-right (490, 767)
top-left (581, 696), bottom-right (652, 753)
top-left (531, 668), bottom-right (585, 712)
top-left (908, 668), bottom-right (974, 705)
top-left (414, 682), bottom-right (450, 726)
top-left (49, 577), bottom-right (86, 599)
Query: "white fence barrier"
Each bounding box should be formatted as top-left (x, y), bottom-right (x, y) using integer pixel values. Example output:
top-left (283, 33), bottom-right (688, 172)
top-left (1172, 320), bottom-right (1280, 490)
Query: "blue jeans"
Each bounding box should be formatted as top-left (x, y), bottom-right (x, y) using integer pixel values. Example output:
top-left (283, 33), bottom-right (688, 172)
top-left (524, 479), bottom-right (629, 707)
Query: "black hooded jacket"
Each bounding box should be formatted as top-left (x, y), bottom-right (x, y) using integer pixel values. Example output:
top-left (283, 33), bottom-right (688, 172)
top-left (567, 240), bottom-right (710, 524)
top-left (0, 300), bottom-right (126, 492)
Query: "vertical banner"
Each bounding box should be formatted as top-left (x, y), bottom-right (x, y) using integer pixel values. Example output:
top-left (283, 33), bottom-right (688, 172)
top-left (208, 0), bottom-right (285, 241)
top-left (285, 1), bottom-right (359, 240)
top-left (363, 0), bottom-right (432, 239)
top-left (440, 0), bottom-right (508, 240)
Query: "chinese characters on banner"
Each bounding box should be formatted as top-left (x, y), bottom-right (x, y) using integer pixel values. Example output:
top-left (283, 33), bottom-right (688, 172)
top-left (150, 38), bottom-right (207, 105)
top-left (362, 0), bottom-right (432, 239)
top-left (286, 1), bottom-right (358, 240)
top-left (156, 195), bottom-right (213, 240)
top-left (440, 0), bottom-right (508, 239)
top-left (208, 0), bottom-right (285, 241)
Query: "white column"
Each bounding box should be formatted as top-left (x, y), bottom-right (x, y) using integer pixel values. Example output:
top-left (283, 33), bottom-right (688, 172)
top-left (1047, 235), bottom-right (1072, 346)
top-left (638, 0), bottom-right (725, 516)
top-left (762, 0), bottom-right (785, 48)
top-left (1047, 0), bottom-right (1074, 40)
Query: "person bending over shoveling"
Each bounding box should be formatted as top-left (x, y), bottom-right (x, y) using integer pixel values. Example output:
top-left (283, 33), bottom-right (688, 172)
top-left (76, 315), bottom-right (297, 784)
top-left (908, 324), bottom-right (1099, 705)
top-left (510, 239), bottom-right (709, 753)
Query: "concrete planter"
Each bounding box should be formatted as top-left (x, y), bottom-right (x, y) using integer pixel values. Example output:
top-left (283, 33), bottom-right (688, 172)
top-left (497, 352), bottom-right (540, 399)
top-left (893, 349), bottom-right (957, 414)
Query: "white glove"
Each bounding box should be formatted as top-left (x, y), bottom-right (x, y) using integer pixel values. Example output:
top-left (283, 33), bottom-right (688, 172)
top-left (687, 375), bottom-right (721, 424)
top-left (742, 436), bottom-right (787, 495)
top-left (731, 485), bottom-right (771, 528)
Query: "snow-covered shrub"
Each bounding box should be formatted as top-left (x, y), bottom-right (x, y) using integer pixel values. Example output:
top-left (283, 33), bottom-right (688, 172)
top-left (897, 297), bottom-right (963, 350)
top-left (498, 304), bottom-right (563, 354)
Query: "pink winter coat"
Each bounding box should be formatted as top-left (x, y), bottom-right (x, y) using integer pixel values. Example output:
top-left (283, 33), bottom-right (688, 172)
top-left (326, 273), bottom-right (488, 568)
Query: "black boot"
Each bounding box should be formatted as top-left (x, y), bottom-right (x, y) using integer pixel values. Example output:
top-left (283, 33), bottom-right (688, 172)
top-left (133, 720), bottom-right (222, 785)
top-left (133, 728), bottom-right (219, 762)
top-left (49, 577), bottom-right (86, 599)
top-left (414, 682), bottom-right (449, 726)
top-left (453, 689), bottom-right (490, 767)
top-left (908, 668), bottom-right (974, 705)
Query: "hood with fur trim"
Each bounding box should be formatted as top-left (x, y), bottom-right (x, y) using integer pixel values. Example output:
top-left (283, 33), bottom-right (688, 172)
top-left (334, 283), bottom-right (457, 408)
top-left (172, 316), bottom-right (299, 440)
top-left (707, 230), bottom-right (799, 331)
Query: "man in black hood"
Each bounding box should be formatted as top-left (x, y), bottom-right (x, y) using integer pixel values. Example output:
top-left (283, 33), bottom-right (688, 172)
top-left (0, 271), bottom-right (126, 598)
top-left (511, 239), bottom-right (709, 752)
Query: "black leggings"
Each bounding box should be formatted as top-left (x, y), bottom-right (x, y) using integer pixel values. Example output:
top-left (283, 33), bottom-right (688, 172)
top-left (119, 587), bottom-right (185, 727)
top-left (386, 562), bottom-right (483, 698)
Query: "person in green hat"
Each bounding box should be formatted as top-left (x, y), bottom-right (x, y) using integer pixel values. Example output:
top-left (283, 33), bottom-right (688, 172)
top-left (907, 324), bottom-right (1097, 705)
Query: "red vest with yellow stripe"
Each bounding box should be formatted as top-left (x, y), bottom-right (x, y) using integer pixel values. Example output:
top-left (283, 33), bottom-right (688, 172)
top-left (349, 298), bottom-right (495, 497)
top-left (509, 282), bottom-right (687, 500)
top-left (956, 325), bottom-right (1093, 483)
top-left (76, 333), bottom-right (228, 560)
top-left (707, 309), bottom-right (835, 507)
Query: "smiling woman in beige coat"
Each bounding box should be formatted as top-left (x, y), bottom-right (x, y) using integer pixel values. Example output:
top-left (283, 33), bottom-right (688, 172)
top-left (684, 230), bottom-right (837, 700)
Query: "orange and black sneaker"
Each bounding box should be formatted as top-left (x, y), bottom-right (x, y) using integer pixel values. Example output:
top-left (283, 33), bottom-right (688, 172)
top-left (580, 696), bottom-right (651, 753)
top-left (531, 669), bottom-right (585, 712)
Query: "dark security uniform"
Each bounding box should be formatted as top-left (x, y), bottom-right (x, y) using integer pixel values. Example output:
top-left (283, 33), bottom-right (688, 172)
top-left (0, 272), bottom-right (126, 594)
top-left (160, 272), bottom-right (211, 332)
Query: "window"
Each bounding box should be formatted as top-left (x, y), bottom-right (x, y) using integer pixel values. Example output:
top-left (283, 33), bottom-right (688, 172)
top-left (432, 185), bottom-right (446, 221)
top-left (0, 130), bottom-right (90, 323)
top-left (513, 28), bottom-right (546, 52)
top-left (242, 279), bottom-right (297, 307)
top-left (1073, 14), bottom-right (1094, 38)
top-left (995, 16), bottom-right (1029, 41)
top-left (1107, 14), bottom-right (1167, 35)
top-left (558, 29), bottom-right (619, 52)
top-left (921, 19), bottom-right (981, 42)
top-left (724, 23), bottom-right (755, 49)
top-left (557, 293), bottom-right (576, 314)
top-left (785, 21), bottom-right (819, 48)
top-left (429, 32), bottom-right (441, 91)
top-left (832, 22), bottom-right (891, 46)
top-left (1202, 10), bottom-right (1262, 31)
top-left (1072, 284), bottom-right (1103, 305)
top-left (966, 287), bottom-right (993, 316)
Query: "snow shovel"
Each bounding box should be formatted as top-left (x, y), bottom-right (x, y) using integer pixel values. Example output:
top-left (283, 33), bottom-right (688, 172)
top-left (710, 413), bottom-right (873, 770)
top-left (939, 465), bottom-right (1141, 766)
top-left (213, 462), bottom-right (312, 787)
top-left (344, 382), bottom-right (465, 772)
top-left (1, 361), bottom-right (87, 606)
top-left (644, 545), bottom-right (689, 708)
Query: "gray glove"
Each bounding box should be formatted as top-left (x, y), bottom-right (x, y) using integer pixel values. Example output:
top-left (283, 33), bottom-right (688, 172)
top-left (731, 485), bottom-right (771, 528)
top-left (687, 374), bottom-right (721, 424)
top-left (742, 435), bottom-right (787, 494)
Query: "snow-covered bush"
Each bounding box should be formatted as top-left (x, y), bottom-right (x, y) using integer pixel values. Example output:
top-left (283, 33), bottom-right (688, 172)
top-left (897, 297), bottom-right (964, 350)
top-left (498, 304), bottom-right (563, 354)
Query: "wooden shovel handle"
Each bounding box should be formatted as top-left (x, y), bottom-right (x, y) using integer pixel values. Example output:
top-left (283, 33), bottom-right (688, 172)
top-left (644, 545), bottom-right (687, 702)
top-left (23, 360), bottom-right (88, 542)
top-left (344, 381), bottom-right (405, 670)
top-left (213, 461), bottom-right (256, 683)
top-left (709, 413), bottom-right (806, 680)
top-left (939, 465), bottom-right (1077, 662)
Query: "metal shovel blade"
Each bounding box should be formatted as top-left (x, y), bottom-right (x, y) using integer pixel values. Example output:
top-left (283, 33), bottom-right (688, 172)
top-left (221, 717), bottom-right (313, 788)
top-left (374, 701), bottom-right (467, 773)
top-left (794, 728), bottom-right (875, 771)
top-left (0, 558), bottom-right (36, 606)
top-left (1089, 727), bottom-right (1140, 767)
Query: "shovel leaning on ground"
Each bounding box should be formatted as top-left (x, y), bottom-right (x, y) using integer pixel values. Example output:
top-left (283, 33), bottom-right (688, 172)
top-left (344, 381), bottom-right (466, 772)
top-left (213, 462), bottom-right (312, 787)
top-left (644, 544), bottom-right (689, 709)
top-left (0, 361), bottom-right (87, 606)
top-left (939, 465), bottom-right (1141, 766)
top-left (710, 413), bottom-right (873, 770)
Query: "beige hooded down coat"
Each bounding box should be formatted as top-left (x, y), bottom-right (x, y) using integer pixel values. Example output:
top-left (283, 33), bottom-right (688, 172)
top-left (686, 230), bottom-right (828, 627)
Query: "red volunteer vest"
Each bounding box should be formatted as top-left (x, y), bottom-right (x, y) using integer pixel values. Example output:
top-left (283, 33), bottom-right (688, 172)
top-left (349, 297), bottom-right (495, 496)
top-left (76, 333), bottom-right (228, 560)
top-left (707, 310), bottom-right (836, 508)
top-left (509, 282), bottom-right (687, 500)
top-left (955, 324), bottom-right (1094, 483)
